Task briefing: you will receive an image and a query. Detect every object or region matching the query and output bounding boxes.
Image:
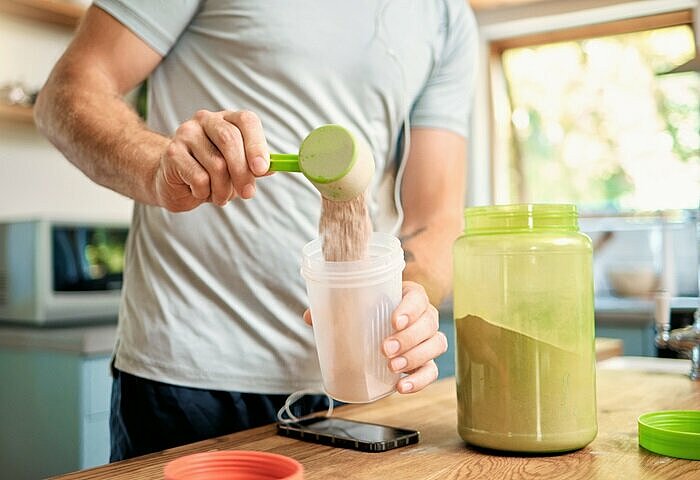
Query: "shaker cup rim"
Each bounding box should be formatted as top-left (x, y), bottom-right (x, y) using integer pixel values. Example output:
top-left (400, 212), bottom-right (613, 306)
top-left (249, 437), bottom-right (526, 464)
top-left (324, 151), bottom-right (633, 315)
top-left (301, 232), bottom-right (405, 286)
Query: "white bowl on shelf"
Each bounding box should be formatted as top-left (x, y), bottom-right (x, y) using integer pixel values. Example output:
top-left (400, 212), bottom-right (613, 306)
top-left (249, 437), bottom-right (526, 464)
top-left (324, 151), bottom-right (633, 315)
top-left (607, 266), bottom-right (659, 298)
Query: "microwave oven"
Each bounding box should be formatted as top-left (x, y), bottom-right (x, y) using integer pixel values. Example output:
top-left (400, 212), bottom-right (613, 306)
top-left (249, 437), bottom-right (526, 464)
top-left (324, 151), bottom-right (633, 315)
top-left (0, 219), bottom-right (129, 324)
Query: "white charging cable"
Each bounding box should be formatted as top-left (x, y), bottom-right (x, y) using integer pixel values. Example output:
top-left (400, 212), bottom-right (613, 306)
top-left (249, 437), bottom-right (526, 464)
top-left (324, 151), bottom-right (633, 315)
top-left (391, 119), bottom-right (411, 237)
top-left (276, 389), bottom-right (335, 424)
top-left (374, 0), bottom-right (411, 237)
top-left (376, 0), bottom-right (449, 237)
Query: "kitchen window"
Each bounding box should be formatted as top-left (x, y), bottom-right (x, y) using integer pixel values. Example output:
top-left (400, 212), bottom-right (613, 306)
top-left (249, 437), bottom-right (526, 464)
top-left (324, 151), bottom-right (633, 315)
top-left (489, 11), bottom-right (699, 213)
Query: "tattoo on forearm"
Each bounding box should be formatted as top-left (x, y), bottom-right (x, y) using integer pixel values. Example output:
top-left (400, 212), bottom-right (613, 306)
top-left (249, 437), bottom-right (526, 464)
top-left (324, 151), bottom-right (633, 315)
top-left (399, 226), bottom-right (427, 243)
top-left (399, 227), bottom-right (426, 264)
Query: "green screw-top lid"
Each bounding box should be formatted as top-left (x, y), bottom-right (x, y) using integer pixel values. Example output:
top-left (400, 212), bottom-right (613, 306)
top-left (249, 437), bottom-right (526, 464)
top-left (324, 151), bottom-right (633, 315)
top-left (464, 204), bottom-right (579, 235)
top-left (638, 410), bottom-right (700, 461)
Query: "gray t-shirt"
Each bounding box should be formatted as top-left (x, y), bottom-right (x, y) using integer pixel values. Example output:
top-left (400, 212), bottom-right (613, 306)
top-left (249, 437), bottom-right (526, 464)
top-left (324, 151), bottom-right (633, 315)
top-left (95, 0), bottom-right (477, 393)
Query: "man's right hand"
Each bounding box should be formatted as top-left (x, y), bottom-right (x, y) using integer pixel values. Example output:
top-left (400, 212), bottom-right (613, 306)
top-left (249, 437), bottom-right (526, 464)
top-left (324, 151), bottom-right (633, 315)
top-left (153, 109), bottom-right (270, 212)
top-left (35, 7), bottom-right (273, 212)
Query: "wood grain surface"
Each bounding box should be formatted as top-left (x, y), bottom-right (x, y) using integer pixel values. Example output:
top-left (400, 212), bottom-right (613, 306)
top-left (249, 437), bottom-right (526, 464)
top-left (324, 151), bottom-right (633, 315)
top-left (51, 369), bottom-right (699, 480)
top-left (594, 338), bottom-right (623, 362)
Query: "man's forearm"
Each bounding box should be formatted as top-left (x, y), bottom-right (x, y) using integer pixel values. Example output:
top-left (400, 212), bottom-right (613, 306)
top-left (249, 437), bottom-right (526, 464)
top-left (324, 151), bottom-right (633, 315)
top-left (400, 212), bottom-right (463, 306)
top-left (34, 64), bottom-right (167, 205)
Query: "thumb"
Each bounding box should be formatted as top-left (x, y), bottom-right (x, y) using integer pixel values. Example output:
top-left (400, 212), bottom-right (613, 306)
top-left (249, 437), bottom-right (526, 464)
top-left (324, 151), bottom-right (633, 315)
top-left (303, 309), bottom-right (313, 326)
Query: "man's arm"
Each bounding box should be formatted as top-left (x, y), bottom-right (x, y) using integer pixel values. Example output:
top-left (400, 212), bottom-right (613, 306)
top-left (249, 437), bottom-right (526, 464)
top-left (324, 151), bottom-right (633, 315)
top-left (400, 128), bottom-right (467, 306)
top-left (376, 127), bottom-right (465, 394)
top-left (35, 6), bottom-right (270, 212)
top-left (34, 6), bottom-right (166, 205)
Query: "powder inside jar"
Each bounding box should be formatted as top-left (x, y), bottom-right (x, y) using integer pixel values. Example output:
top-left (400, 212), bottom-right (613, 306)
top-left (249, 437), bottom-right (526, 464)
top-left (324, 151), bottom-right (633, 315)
top-left (455, 314), bottom-right (597, 452)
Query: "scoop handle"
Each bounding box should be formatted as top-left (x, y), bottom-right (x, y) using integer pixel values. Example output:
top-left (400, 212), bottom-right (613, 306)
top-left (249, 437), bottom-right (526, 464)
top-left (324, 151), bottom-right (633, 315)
top-left (269, 153), bottom-right (301, 172)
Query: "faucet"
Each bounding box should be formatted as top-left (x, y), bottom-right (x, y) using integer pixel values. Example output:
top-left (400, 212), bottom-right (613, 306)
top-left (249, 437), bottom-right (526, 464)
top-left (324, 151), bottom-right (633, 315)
top-left (655, 291), bottom-right (700, 380)
top-left (668, 310), bottom-right (700, 380)
top-left (653, 209), bottom-right (700, 381)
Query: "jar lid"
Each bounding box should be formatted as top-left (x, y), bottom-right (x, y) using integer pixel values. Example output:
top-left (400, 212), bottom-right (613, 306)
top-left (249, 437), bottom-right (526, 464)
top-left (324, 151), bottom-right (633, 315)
top-left (164, 450), bottom-right (304, 480)
top-left (464, 204), bottom-right (579, 234)
top-left (638, 410), bottom-right (700, 460)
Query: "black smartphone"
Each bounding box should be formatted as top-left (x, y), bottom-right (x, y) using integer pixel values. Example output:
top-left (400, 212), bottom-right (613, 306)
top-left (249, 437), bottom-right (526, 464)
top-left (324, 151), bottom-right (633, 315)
top-left (277, 416), bottom-right (420, 452)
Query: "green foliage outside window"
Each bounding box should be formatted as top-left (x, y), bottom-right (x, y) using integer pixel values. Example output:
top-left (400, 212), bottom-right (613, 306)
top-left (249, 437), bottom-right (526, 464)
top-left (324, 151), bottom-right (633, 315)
top-left (502, 25), bottom-right (699, 212)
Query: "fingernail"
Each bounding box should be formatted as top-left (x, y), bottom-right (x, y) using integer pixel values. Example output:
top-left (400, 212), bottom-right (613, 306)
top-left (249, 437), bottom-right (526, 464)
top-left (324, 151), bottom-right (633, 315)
top-left (399, 381), bottom-right (413, 393)
top-left (384, 339), bottom-right (400, 356)
top-left (396, 314), bottom-right (409, 330)
top-left (241, 184), bottom-right (255, 198)
top-left (253, 156), bottom-right (268, 175)
top-left (390, 356), bottom-right (407, 371)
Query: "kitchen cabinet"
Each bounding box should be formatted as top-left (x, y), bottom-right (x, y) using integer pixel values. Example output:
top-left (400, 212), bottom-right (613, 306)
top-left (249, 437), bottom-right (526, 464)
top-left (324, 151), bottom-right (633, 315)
top-left (50, 362), bottom-right (699, 480)
top-left (0, 324), bottom-right (115, 480)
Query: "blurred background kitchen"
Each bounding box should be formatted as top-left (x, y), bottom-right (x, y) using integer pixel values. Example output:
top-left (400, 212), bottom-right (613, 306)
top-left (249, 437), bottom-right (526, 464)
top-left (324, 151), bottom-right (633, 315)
top-left (0, 0), bottom-right (698, 478)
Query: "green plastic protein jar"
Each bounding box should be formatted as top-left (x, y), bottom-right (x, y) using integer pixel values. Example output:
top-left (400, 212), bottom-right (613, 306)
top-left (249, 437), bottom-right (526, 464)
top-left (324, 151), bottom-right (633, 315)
top-left (453, 204), bottom-right (598, 453)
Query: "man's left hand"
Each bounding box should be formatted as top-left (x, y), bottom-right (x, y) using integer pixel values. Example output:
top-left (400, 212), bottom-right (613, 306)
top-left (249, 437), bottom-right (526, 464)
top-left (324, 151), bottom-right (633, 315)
top-left (381, 281), bottom-right (447, 393)
top-left (302, 280), bottom-right (447, 394)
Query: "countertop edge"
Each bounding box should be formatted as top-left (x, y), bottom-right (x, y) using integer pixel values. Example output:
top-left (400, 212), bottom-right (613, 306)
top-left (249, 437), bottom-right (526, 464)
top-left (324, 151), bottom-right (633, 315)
top-left (0, 323), bottom-right (117, 355)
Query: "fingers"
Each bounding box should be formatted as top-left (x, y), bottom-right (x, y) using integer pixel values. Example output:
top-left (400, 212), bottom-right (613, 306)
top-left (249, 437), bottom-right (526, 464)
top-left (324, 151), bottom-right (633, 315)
top-left (156, 109), bottom-right (268, 211)
top-left (388, 330), bottom-right (447, 376)
top-left (384, 282), bottom-right (435, 358)
top-left (162, 141), bottom-right (211, 201)
top-left (223, 110), bottom-right (269, 176)
top-left (391, 281), bottom-right (429, 331)
top-left (384, 303), bottom-right (439, 356)
top-left (196, 110), bottom-right (253, 200)
top-left (382, 281), bottom-right (447, 395)
top-left (177, 109), bottom-right (268, 204)
top-left (177, 119), bottom-right (233, 205)
top-left (397, 360), bottom-right (439, 394)
top-left (303, 309), bottom-right (312, 326)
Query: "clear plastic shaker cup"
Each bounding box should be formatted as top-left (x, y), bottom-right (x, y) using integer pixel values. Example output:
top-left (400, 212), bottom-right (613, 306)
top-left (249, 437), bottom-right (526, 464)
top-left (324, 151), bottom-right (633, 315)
top-left (301, 232), bottom-right (405, 403)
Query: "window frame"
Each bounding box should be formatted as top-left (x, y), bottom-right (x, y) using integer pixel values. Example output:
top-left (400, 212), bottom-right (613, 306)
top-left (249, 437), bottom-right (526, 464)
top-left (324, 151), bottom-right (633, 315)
top-left (468, 0), bottom-right (699, 209)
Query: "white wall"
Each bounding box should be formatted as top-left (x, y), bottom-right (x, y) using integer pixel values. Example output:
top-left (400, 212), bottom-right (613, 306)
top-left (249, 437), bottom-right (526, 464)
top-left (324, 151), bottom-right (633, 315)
top-left (0, 13), bottom-right (132, 223)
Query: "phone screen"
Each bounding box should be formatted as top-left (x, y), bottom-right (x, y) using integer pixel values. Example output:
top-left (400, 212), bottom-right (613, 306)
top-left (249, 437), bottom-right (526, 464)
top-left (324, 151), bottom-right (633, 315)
top-left (277, 416), bottom-right (420, 452)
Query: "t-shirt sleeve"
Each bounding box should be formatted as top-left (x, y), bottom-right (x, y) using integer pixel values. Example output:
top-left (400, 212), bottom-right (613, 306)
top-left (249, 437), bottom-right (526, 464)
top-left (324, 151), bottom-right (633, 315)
top-left (409, 0), bottom-right (478, 138)
top-left (93, 0), bottom-right (203, 56)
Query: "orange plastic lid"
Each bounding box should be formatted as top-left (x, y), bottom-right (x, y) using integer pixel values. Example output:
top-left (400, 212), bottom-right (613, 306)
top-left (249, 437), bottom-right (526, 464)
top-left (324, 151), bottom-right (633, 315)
top-left (164, 450), bottom-right (304, 480)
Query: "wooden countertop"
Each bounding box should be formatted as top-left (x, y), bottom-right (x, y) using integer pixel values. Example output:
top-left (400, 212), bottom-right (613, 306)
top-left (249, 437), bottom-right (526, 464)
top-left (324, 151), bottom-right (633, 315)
top-left (594, 337), bottom-right (623, 361)
top-left (52, 366), bottom-right (699, 480)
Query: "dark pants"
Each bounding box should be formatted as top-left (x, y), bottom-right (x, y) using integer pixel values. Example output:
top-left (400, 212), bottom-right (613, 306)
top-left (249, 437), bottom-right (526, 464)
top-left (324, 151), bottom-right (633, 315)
top-left (109, 367), bottom-right (330, 462)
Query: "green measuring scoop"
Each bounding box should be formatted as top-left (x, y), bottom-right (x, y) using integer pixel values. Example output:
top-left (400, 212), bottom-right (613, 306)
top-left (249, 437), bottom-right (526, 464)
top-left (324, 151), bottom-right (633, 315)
top-left (268, 124), bottom-right (374, 201)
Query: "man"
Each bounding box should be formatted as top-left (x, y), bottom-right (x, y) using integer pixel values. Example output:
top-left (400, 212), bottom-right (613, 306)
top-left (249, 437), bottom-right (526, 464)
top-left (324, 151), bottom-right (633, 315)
top-left (34, 0), bottom-right (477, 461)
